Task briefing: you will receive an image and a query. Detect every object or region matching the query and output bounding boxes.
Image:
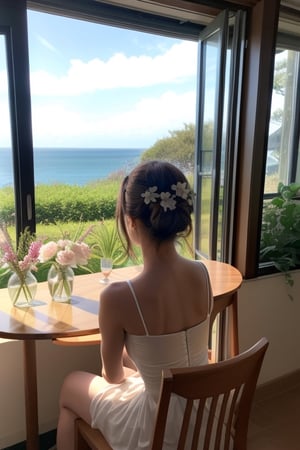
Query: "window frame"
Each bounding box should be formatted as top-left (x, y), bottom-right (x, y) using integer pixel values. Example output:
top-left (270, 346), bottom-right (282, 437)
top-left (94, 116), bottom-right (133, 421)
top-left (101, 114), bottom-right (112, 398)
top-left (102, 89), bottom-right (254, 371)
top-left (275, 33), bottom-right (300, 184)
top-left (232, 0), bottom-right (281, 279)
top-left (1, 0), bottom-right (286, 281)
top-left (0, 0), bottom-right (35, 239)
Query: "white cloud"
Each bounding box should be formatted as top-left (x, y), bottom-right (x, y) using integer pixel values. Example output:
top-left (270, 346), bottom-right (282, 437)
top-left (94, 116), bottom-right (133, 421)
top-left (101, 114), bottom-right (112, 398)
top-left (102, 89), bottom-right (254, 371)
top-left (1, 39), bottom-right (198, 147)
top-left (30, 40), bottom-right (198, 96)
top-left (31, 90), bottom-right (196, 147)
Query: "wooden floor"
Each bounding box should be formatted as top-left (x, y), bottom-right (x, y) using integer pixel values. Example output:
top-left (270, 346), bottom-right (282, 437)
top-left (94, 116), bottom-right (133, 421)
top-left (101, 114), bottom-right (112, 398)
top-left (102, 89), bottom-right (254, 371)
top-left (247, 370), bottom-right (300, 450)
top-left (4, 371), bottom-right (300, 450)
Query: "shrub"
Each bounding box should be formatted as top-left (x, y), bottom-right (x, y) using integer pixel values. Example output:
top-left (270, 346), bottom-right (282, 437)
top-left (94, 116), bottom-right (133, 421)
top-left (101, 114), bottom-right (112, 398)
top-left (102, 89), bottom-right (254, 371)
top-left (260, 182), bottom-right (300, 273)
top-left (0, 180), bottom-right (120, 224)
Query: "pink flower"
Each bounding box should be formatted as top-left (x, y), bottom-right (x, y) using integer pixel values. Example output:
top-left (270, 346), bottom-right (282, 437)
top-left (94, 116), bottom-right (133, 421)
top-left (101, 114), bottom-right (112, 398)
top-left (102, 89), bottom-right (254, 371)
top-left (0, 242), bottom-right (17, 265)
top-left (72, 242), bottom-right (91, 265)
top-left (56, 249), bottom-right (77, 267)
top-left (0, 226), bottom-right (42, 278)
top-left (28, 241), bottom-right (43, 260)
top-left (57, 239), bottom-right (72, 249)
top-left (39, 241), bottom-right (58, 262)
top-left (38, 227), bottom-right (91, 269)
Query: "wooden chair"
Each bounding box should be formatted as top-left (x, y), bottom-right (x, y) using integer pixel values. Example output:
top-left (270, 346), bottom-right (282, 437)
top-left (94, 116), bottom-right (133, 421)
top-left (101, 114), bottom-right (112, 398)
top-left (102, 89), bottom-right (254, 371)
top-left (74, 337), bottom-right (268, 450)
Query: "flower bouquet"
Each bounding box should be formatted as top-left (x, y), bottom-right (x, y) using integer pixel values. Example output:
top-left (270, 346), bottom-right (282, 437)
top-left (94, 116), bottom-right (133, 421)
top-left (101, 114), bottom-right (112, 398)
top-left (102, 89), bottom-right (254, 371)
top-left (39, 231), bottom-right (91, 302)
top-left (0, 226), bottom-right (42, 307)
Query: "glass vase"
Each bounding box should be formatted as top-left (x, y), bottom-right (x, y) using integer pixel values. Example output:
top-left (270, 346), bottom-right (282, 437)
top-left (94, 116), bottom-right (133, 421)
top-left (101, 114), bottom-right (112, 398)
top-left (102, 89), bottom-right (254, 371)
top-left (47, 264), bottom-right (74, 303)
top-left (7, 270), bottom-right (38, 307)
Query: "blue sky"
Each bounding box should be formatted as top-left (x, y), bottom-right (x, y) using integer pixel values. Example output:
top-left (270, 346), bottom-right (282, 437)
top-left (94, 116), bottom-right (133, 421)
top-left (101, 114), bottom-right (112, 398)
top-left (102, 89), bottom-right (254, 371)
top-left (0, 9), bottom-right (284, 149)
top-left (0, 9), bottom-right (198, 148)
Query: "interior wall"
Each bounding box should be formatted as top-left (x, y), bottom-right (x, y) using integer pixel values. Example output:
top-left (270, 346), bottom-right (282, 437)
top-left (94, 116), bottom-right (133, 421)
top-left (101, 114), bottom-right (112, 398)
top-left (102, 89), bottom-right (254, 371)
top-left (238, 270), bottom-right (300, 384)
top-left (0, 340), bottom-right (100, 449)
top-left (0, 270), bottom-right (299, 448)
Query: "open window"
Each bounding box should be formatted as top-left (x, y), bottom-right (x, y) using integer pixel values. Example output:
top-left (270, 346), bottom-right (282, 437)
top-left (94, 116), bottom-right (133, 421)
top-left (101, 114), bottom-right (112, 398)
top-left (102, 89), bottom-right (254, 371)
top-left (194, 9), bottom-right (246, 263)
top-left (260, 33), bottom-right (300, 274)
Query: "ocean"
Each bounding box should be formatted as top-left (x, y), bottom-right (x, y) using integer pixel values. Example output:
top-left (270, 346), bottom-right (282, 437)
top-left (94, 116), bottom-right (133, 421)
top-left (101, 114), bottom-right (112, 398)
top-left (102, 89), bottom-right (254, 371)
top-left (0, 147), bottom-right (145, 187)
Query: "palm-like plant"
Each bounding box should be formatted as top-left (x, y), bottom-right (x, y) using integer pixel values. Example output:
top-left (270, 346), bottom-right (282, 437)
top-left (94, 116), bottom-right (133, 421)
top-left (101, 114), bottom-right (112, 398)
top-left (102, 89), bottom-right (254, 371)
top-left (90, 221), bottom-right (128, 267)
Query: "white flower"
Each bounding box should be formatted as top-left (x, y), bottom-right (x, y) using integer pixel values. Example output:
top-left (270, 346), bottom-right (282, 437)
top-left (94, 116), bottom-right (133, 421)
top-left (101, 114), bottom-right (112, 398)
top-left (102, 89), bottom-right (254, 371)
top-left (141, 186), bottom-right (160, 204)
top-left (160, 192), bottom-right (176, 212)
top-left (171, 182), bottom-right (190, 199)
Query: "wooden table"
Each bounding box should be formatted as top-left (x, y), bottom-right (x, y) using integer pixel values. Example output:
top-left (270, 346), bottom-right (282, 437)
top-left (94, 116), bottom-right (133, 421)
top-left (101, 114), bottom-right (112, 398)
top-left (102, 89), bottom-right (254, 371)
top-left (0, 262), bottom-right (242, 450)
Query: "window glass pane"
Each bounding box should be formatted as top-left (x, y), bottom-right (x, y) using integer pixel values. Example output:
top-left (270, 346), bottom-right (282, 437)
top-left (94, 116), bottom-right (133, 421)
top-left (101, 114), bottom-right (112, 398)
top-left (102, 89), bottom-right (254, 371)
top-left (27, 9), bottom-right (197, 261)
top-left (260, 46), bottom-right (300, 272)
top-left (264, 49), bottom-right (299, 194)
top-left (196, 36), bottom-right (219, 258)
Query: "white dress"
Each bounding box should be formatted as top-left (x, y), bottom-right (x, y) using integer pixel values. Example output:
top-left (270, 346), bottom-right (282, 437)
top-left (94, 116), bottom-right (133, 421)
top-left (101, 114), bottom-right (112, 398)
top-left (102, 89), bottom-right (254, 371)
top-left (90, 264), bottom-right (212, 450)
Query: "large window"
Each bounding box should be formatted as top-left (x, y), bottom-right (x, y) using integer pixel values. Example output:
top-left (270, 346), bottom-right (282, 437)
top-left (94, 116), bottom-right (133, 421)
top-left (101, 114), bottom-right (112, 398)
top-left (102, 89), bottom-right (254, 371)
top-left (0, 0), bottom-right (201, 244)
top-left (2, 0), bottom-right (297, 279)
top-left (259, 35), bottom-right (300, 273)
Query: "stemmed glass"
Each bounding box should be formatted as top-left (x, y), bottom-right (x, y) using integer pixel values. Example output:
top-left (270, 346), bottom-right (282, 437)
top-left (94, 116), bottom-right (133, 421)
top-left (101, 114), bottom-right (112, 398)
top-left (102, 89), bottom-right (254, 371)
top-left (100, 257), bottom-right (113, 283)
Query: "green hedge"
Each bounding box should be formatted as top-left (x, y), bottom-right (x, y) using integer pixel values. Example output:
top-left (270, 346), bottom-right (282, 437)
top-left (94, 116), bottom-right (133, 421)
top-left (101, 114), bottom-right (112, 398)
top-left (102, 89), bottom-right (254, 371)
top-left (0, 180), bottom-right (120, 224)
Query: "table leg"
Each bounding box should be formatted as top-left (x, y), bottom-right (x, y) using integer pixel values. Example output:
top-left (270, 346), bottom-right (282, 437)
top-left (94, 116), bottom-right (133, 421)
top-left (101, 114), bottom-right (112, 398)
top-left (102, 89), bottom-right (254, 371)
top-left (23, 340), bottom-right (39, 450)
top-left (230, 292), bottom-right (239, 356)
top-left (217, 293), bottom-right (239, 361)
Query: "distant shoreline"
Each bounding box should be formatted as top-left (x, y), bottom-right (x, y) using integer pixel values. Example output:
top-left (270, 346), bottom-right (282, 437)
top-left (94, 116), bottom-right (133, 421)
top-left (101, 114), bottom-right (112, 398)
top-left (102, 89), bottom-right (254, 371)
top-left (0, 147), bottom-right (145, 188)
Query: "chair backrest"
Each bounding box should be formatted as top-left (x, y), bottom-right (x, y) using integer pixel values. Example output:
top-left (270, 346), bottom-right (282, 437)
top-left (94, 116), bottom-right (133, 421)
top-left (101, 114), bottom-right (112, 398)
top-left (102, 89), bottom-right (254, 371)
top-left (151, 337), bottom-right (269, 450)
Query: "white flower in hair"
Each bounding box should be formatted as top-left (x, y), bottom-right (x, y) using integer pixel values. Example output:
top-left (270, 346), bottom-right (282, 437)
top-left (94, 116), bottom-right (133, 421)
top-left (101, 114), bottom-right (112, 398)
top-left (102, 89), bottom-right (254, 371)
top-left (141, 186), bottom-right (160, 204)
top-left (160, 192), bottom-right (176, 212)
top-left (171, 181), bottom-right (190, 199)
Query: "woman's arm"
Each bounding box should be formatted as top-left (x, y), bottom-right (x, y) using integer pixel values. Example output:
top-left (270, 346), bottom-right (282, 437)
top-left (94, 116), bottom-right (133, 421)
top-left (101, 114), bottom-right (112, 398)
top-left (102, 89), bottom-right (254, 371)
top-left (99, 283), bottom-right (136, 383)
top-left (123, 347), bottom-right (137, 371)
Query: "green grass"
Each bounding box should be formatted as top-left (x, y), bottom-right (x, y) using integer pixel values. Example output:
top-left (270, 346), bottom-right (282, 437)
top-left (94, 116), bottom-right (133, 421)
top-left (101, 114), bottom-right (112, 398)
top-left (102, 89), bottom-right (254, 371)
top-left (0, 171), bottom-right (202, 289)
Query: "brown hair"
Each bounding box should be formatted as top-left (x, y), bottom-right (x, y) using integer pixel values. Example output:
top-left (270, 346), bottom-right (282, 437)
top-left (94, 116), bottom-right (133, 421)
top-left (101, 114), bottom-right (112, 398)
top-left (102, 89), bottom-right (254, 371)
top-left (116, 160), bottom-right (193, 256)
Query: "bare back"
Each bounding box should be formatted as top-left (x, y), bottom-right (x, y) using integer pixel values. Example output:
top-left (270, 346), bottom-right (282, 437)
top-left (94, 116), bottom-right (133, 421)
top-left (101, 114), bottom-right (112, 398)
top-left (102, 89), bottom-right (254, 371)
top-left (108, 257), bottom-right (212, 337)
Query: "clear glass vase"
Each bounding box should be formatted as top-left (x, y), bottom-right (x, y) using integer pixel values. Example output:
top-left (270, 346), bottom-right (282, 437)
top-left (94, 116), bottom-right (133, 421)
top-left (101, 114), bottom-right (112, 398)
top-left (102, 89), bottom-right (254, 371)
top-left (7, 270), bottom-right (38, 307)
top-left (47, 264), bottom-right (74, 303)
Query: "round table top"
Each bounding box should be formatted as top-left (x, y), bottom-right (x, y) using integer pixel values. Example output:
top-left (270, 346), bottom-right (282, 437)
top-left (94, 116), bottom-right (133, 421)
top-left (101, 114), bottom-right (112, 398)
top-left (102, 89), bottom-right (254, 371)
top-left (0, 261), bottom-right (242, 340)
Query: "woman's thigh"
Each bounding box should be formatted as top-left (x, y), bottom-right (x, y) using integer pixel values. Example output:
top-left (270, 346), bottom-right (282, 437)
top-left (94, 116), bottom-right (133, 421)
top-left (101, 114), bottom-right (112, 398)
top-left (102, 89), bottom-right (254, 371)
top-left (59, 370), bottom-right (108, 423)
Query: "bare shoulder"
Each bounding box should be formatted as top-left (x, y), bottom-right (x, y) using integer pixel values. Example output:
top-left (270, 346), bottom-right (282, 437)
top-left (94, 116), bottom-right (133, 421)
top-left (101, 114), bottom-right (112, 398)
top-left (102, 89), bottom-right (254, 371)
top-left (181, 257), bottom-right (207, 275)
top-left (100, 280), bottom-right (130, 305)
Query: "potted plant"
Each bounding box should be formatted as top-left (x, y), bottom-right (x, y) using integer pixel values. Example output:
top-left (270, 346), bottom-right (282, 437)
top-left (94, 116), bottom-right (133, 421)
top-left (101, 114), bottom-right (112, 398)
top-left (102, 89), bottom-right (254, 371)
top-left (260, 182), bottom-right (300, 289)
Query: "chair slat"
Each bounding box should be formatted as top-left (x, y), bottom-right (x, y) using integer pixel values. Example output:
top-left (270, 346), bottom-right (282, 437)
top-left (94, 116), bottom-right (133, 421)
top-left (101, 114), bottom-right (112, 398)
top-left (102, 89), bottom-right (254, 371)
top-left (214, 391), bottom-right (230, 450)
top-left (223, 386), bottom-right (241, 450)
top-left (191, 399), bottom-right (206, 450)
top-left (177, 398), bottom-right (194, 449)
top-left (204, 396), bottom-right (219, 450)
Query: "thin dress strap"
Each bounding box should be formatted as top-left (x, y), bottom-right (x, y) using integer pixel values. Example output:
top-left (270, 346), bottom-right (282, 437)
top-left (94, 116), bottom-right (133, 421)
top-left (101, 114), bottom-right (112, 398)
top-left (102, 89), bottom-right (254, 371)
top-left (126, 280), bottom-right (149, 335)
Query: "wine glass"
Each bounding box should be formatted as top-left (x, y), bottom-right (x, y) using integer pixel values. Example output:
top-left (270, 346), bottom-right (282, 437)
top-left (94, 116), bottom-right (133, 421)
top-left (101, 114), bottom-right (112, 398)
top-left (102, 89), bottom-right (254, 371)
top-left (100, 257), bottom-right (113, 283)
